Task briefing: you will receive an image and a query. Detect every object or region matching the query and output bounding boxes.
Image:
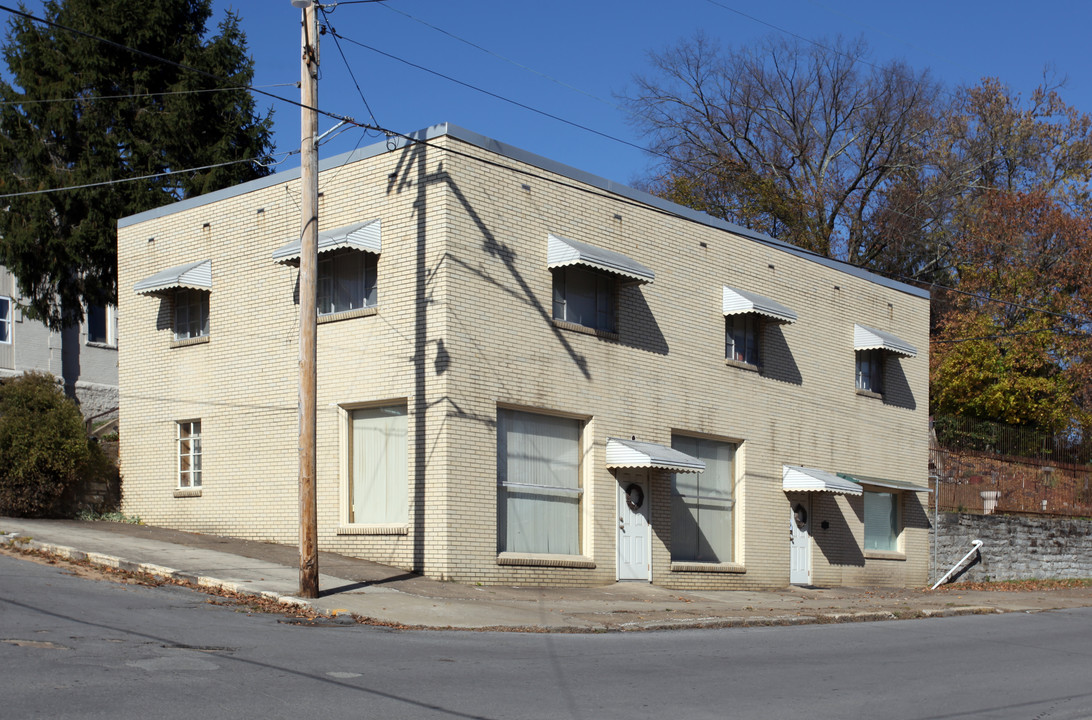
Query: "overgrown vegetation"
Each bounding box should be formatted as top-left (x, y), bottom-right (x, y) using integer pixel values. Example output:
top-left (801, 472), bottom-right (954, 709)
top-left (0, 373), bottom-right (101, 517)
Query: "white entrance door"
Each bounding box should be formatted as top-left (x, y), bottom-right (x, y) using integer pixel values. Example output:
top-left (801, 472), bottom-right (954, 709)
top-left (789, 496), bottom-right (811, 585)
top-left (617, 470), bottom-right (650, 581)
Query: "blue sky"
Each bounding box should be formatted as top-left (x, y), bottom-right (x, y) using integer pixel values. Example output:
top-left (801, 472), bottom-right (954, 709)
top-left (10, 1), bottom-right (1092, 187)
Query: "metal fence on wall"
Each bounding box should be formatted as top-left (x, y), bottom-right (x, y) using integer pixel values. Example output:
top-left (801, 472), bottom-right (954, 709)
top-left (931, 416), bottom-right (1092, 518)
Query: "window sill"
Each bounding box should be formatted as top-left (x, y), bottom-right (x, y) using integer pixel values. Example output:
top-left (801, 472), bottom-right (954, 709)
top-left (551, 318), bottom-right (619, 341)
top-left (173, 488), bottom-right (202, 498)
top-left (336, 524), bottom-right (408, 536)
top-left (671, 561), bottom-right (746, 574)
top-left (86, 341), bottom-right (117, 350)
top-left (318, 306), bottom-right (378, 325)
top-left (856, 389), bottom-right (883, 400)
top-left (496, 552), bottom-right (596, 569)
top-left (724, 359), bottom-right (760, 373)
top-left (171, 335), bottom-right (210, 349)
top-left (864, 549), bottom-right (905, 561)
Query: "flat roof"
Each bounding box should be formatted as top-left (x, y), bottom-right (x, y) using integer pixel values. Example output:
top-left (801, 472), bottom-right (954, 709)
top-left (118, 122), bottom-right (928, 300)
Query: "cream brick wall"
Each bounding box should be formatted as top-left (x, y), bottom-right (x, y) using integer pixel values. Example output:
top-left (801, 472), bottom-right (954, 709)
top-left (118, 127), bottom-right (930, 589)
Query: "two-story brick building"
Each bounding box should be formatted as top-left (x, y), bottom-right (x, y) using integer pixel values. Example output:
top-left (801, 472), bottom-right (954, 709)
top-left (117, 123), bottom-right (931, 589)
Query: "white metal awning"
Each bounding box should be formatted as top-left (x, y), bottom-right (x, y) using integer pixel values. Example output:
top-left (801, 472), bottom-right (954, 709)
top-left (133, 259), bottom-right (212, 295)
top-left (838, 472), bottom-right (932, 493)
top-left (854, 324), bottom-right (917, 358)
top-left (547, 233), bottom-right (654, 284)
top-left (723, 286), bottom-right (797, 324)
top-left (782, 465), bottom-right (863, 495)
top-left (272, 219), bottom-right (381, 265)
top-left (606, 438), bottom-right (705, 473)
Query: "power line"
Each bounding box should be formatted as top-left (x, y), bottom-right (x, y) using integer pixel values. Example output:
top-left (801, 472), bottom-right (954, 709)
top-left (0, 83), bottom-right (297, 107)
top-left (318, 6), bottom-right (380, 129)
top-left (375, 2), bottom-right (621, 111)
top-left (0, 4), bottom-right (355, 127)
top-left (325, 28), bottom-right (652, 156)
top-left (0, 155), bottom-right (292, 199)
top-left (2, 4), bottom-right (1079, 332)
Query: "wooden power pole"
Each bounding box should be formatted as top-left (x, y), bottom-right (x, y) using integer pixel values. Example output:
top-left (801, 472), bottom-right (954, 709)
top-left (295, 0), bottom-right (320, 599)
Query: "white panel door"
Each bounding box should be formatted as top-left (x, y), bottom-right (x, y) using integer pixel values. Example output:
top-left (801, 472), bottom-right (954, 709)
top-left (789, 496), bottom-right (811, 585)
top-left (617, 470), bottom-right (650, 581)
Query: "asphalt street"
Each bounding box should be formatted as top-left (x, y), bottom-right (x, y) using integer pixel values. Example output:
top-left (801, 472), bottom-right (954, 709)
top-left (2, 552), bottom-right (1091, 719)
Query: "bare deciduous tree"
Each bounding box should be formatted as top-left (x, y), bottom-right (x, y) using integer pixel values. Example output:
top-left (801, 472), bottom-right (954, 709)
top-left (627, 34), bottom-right (947, 278)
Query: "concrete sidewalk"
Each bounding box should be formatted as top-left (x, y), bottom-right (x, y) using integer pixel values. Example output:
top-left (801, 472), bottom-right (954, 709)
top-left (3, 517), bottom-right (1091, 631)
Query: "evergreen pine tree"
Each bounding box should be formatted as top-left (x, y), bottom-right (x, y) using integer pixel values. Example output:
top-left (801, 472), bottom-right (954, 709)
top-left (0, 0), bottom-right (274, 327)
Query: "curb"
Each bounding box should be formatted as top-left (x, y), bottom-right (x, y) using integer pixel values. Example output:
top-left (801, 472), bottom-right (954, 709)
top-left (6, 537), bottom-right (315, 611)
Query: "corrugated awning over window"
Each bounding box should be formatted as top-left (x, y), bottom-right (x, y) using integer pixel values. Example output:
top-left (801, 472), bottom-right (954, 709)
top-left (606, 438), bottom-right (704, 473)
top-left (854, 324), bottom-right (917, 358)
top-left (782, 465), bottom-right (863, 495)
top-left (723, 286), bottom-right (797, 324)
top-left (272, 219), bottom-right (381, 265)
top-left (838, 472), bottom-right (932, 493)
top-left (547, 233), bottom-right (654, 284)
top-left (134, 259), bottom-right (212, 296)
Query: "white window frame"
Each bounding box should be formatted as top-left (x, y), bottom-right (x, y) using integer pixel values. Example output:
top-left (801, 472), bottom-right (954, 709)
top-left (497, 408), bottom-right (584, 555)
top-left (0, 295), bottom-right (11, 345)
top-left (174, 289), bottom-right (209, 341)
top-left (341, 403), bottom-right (408, 527)
top-left (670, 435), bottom-right (737, 563)
top-left (856, 349), bottom-right (883, 393)
top-left (177, 420), bottom-right (202, 489)
top-left (86, 303), bottom-right (117, 346)
top-left (863, 490), bottom-right (900, 552)
top-left (318, 251), bottom-right (378, 316)
top-left (552, 266), bottom-right (617, 333)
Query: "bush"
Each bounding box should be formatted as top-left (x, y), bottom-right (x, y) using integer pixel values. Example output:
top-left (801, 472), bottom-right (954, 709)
top-left (0, 372), bottom-right (92, 517)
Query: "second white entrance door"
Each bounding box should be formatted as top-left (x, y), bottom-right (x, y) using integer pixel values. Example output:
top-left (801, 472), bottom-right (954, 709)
top-left (617, 470), bottom-right (651, 581)
top-left (789, 496), bottom-right (811, 585)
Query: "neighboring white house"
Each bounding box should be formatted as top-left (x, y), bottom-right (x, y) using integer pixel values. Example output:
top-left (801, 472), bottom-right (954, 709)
top-left (0, 266), bottom-right (118, 418)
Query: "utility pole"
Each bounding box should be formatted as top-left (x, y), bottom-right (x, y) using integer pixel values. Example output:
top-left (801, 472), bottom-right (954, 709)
top-left (294, 0), bottom-right (320, 599)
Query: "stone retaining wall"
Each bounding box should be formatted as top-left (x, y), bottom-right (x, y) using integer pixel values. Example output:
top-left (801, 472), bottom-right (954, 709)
top-left (936, 513), bottom-right (1092, 582)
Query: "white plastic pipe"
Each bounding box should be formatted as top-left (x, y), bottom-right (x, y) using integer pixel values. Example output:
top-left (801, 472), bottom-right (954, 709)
top-left (931, 539), bottom-right (983, 590)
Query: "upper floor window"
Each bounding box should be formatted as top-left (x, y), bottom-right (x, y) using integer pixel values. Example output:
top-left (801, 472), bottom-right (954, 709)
top-left (87, 304), bottom-right (117, 346)
top-left (546, 233), bottom-right (654, 336)
top-left (725, 314), bottom-right (758, 365)
top-left (175, 289), bottom-right (209, 341)
top-left (722, 286), bottom-right (797, 370)
top-left (856, 349), bottom-right (883, 393)
top-left (552, 266), bottom-right (616, 333)
top-left (319, 251), bottom-right (377, 316)
top-left (133, 260), bottom-right (212, 345)
top-left (853, 324), bottom-right (917, 396)
top-left (272, 219), bottom-right (382, 319)
top-left (0, 296), bottom-right (11, 344)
